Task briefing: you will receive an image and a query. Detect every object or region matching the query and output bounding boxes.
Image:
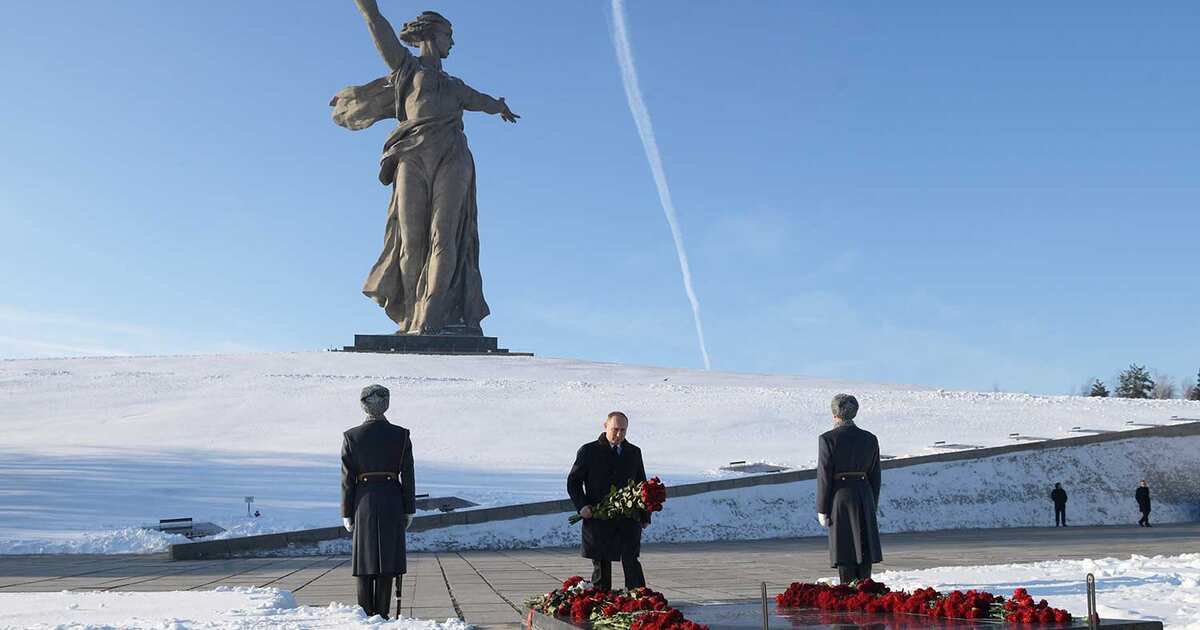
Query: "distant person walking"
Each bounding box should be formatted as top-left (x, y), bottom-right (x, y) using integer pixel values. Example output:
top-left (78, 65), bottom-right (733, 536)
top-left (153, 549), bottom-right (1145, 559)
top-left (341, 385), bottom-right (416, 620)
top-left (1136, 480), bottom-right (1152, 527)
top-left (816, 394), bottom-right (883, 584)
top-left (1051, 483), bottom-right (1068, 527)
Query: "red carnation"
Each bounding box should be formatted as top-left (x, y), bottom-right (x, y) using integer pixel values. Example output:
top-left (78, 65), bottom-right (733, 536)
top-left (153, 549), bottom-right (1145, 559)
top-left (640, 477), bottom-right (668, 513)
top-left (562, 575), bottom-right (584, 590)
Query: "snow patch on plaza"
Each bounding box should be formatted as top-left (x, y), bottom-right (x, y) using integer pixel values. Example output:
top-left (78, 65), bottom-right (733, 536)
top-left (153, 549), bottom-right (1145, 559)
top-left (0, 586), bottom-right (470, 630)
top-left (0, 352), bottom-right (1197, 553)
top-left (876, 554), bottom-right (1200, 629)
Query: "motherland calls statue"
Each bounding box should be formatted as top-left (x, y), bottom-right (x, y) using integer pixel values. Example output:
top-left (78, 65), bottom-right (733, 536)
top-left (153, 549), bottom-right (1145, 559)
top-left (332, 0), bottom-right (519, 336)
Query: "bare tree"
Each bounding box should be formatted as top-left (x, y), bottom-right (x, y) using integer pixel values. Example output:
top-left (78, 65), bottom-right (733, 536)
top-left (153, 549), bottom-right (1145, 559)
top-left (1151, 370), bottom-right (1176, 399)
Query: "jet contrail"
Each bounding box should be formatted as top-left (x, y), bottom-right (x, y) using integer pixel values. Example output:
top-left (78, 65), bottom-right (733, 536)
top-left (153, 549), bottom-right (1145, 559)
top-left (609, 0), bottom-right (712, 370)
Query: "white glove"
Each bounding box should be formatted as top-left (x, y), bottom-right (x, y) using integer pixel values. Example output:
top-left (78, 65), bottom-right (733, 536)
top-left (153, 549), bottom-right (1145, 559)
top-left (405, 514), bottom-right (414, 529)
top-left (343, 517), bottom-right (353, 533)
top-left (817, 513), bottom-right (829, 528)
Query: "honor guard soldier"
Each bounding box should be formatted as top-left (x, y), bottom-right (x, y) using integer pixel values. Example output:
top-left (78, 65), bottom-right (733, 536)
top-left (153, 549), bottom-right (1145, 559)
top-left (816, 394), bottom-right (883, 584)
top-left (341, 384), bottom-right (416, 619)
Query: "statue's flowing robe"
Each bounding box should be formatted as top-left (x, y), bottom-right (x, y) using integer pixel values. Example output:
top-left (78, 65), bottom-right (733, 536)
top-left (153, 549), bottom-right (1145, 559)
top-left (332, 54), bottom-right (498, 334)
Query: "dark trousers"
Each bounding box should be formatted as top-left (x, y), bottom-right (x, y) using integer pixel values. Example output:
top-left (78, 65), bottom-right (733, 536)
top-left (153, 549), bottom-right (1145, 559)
top-left (837, 562), bottom-right (872, 585)
top-left (1054, 505), bottom-right (1067, 526)
top-left (1139, 510), bottom-right (1151, 526)
top-left (592, 557), bottom-right (646, 591)
top-left (356, 574), bottom-right (400, 619)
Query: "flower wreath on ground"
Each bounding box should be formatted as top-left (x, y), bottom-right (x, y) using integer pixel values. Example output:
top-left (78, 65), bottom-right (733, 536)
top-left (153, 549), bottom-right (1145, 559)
top-left (525, 576), bottom-right (709, 630)
top-left (776, 579), bottom-right (1072, 623)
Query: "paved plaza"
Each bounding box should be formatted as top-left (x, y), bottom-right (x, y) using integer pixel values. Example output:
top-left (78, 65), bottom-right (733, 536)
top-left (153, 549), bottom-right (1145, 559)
top-left (2, 523), bottom-right (1195, 629)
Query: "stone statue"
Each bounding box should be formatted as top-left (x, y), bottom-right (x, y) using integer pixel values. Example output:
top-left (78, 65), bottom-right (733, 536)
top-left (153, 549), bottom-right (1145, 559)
top-left (332, 0), bottom-right (519, 335)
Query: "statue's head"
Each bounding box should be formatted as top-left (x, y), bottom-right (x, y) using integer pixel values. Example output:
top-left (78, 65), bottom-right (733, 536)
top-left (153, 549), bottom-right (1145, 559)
top-left (400, 11), bottom-right (454, 59)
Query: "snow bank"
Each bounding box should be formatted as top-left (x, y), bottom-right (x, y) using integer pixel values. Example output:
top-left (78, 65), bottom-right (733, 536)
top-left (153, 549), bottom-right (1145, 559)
top-left (0, 586), bottom-right (470, 630)
top-left (876, 554), bottom-right (1200, 629)
top-left (406, 435), bottom-right (1200, 551)
top-left (0, 528), bottom-right (188, 555)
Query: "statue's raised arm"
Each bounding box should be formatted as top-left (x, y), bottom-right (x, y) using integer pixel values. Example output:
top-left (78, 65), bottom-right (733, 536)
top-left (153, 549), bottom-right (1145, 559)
top-left (355, 0), bottom-right (410, 71)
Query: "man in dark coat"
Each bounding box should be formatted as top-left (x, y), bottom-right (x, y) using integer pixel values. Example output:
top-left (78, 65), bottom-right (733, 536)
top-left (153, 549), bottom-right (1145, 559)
top-left (341, 384), bottom-right (416, 619)
top-left (816, 394), bottom-right (882, 585)
top-left (1136, 480), bottom-right (1152, 527)
top-left (1051, 483), bottom-right (1068, 527)
top-left (567, 411), bottom-right (650, 591)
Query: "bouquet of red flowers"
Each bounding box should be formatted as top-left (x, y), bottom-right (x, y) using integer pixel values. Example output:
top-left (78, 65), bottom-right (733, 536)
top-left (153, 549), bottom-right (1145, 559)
top-left (776, 579), bottom-right (1071, 624)
top-left (524, 576), bottom-right (708, 630)
top-left (524, 575), bottom-right (596, 619)
top-left (569, 477), bottom-right (667, 525)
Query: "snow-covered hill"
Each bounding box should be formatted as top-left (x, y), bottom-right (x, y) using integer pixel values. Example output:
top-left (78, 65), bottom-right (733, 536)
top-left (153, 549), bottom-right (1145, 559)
top-left (1, 352), bottom-right (1196, 552)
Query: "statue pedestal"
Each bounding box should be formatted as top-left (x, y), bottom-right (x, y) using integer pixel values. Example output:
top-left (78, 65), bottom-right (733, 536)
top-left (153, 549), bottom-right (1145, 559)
top-left (342, 334), bottom-right (531, 356)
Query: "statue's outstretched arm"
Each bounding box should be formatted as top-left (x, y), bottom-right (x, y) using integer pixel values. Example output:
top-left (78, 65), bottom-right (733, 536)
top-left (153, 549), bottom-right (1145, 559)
top-left (459, 83), bottom-right (520, 123)
top-left (354, 0), bottom-right (410, 71)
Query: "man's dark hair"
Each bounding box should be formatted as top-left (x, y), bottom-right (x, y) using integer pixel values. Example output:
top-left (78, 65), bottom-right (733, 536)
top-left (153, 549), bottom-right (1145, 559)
top-left (831, 394), bottom-right (858, 421)
top-left (606, 411), bottom-right (628, 424)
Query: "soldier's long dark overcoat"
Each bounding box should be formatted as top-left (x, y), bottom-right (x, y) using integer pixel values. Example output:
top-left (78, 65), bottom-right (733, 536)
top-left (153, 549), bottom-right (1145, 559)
top-left (341, 417), bottom-right (416, 576)
top-left (567, 434), bottom-right (650, 561)
top-left (816, 422), bottom-right (883, 568)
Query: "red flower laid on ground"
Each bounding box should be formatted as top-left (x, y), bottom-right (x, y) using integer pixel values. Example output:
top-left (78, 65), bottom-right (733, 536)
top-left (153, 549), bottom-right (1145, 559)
top-left (775, 579), bottom-right (1070, 624)
top-left (571, 596), bottom-right (599, 621)
top-left (524, 577), bottom-right (707, 630)
top-left (1004, 587), bottom-right (1072, 623)
top-left (629, 608), bottom-right (709, 630)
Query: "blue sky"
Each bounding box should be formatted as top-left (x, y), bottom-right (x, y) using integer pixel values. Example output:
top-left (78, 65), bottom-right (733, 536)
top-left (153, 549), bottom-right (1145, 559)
top-left (1, 1), bottom-right (1197, 394)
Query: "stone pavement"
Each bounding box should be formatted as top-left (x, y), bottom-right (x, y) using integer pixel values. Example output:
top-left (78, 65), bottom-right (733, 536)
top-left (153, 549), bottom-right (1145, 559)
top-left (2, 523), bottom-right (1196, 629)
